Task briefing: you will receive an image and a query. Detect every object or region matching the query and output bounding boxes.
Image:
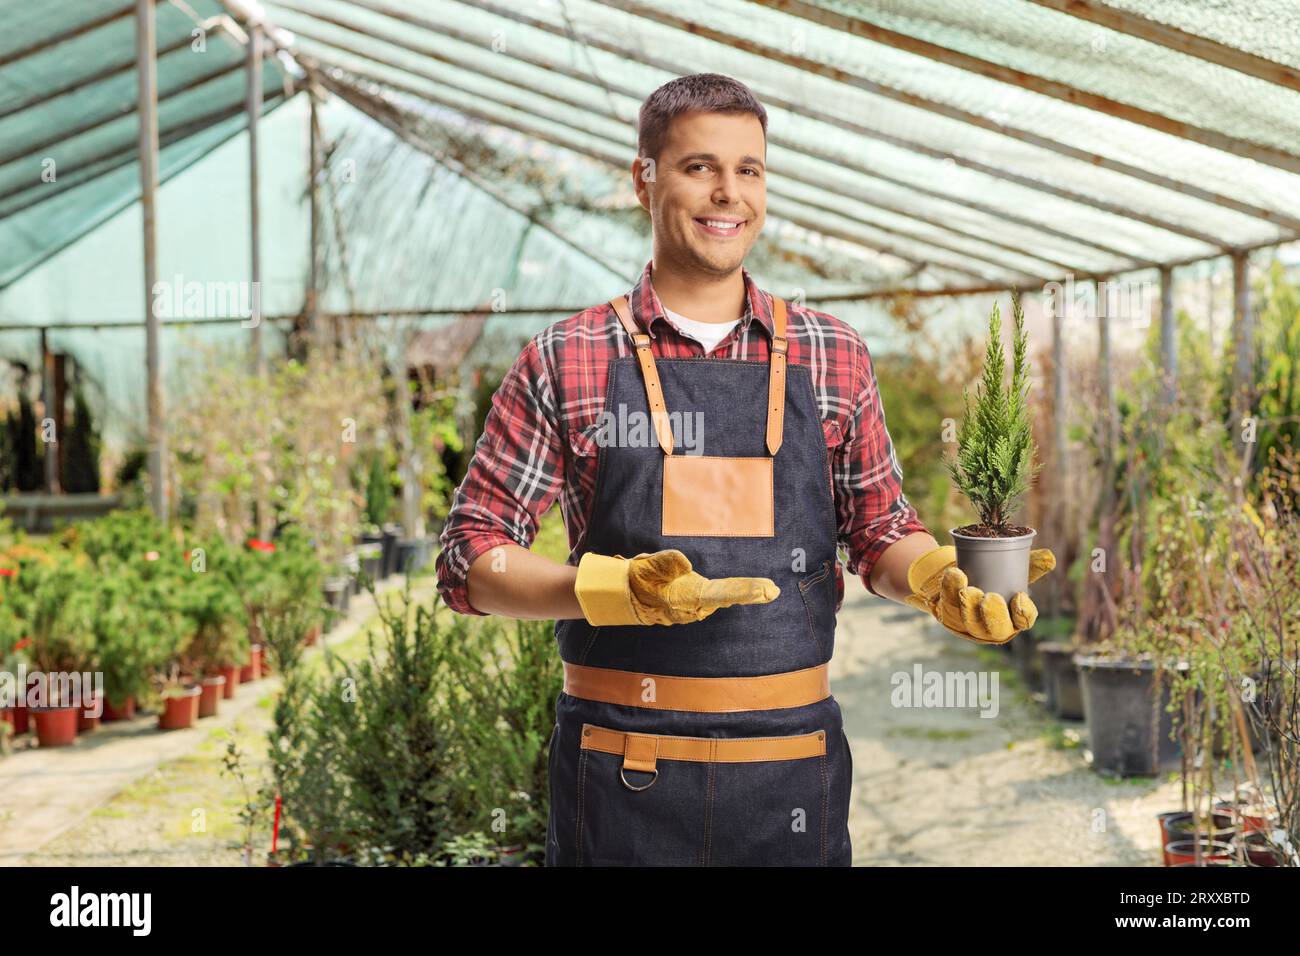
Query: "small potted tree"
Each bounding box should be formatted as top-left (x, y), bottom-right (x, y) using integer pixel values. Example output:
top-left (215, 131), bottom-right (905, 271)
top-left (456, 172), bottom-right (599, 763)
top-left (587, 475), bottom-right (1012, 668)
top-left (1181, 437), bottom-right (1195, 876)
top-left (23, 555), bottom-right (94, 746)
top-left (946, 291), bottom-right (1043, 600)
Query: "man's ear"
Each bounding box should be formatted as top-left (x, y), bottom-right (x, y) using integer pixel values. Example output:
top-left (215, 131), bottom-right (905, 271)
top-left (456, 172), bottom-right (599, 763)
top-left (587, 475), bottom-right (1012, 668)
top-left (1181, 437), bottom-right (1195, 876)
top-left (632, 155), bottom-right (654, 212)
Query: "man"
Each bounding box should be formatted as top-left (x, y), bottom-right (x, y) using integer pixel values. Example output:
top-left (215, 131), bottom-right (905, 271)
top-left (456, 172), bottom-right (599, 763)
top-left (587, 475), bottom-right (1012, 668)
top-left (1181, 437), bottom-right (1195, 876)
top-left (436, 73), bottom-right (1054, 866)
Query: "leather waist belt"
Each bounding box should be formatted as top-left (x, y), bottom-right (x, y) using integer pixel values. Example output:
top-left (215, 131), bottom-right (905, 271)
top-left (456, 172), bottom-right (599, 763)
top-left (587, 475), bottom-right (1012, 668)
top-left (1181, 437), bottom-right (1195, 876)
top-left (562, 662), bottom-right (830, 713)
top-left (582, 723), bottom-right (827, 790)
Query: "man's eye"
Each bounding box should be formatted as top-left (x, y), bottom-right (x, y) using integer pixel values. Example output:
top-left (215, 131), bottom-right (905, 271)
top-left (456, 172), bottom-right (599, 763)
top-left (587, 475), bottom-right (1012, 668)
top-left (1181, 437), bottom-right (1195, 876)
top-left (689, 163), bottom-right (710, 173)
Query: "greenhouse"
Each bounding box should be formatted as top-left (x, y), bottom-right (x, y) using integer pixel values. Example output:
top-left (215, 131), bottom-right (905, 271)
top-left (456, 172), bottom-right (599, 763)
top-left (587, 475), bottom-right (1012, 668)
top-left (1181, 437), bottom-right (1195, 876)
top-left (1, 0), bottom-right (1298, 881)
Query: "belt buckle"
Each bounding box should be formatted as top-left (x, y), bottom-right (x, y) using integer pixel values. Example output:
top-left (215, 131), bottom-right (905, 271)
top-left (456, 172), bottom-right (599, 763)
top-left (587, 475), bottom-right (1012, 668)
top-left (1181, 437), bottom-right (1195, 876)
top-left (620, 732), bottom-right (659, 792)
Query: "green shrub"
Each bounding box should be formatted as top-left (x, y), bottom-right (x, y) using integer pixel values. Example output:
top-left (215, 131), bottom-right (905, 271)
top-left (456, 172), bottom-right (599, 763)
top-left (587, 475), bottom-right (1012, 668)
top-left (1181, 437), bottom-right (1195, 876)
top-left (946, 291), bottom-right (1042, 532)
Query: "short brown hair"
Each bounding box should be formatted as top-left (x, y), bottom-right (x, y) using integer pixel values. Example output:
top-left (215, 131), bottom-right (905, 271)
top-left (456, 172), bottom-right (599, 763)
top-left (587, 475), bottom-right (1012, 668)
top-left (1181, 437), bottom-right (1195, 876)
top-left (637, 73), bottom-right (768, 165)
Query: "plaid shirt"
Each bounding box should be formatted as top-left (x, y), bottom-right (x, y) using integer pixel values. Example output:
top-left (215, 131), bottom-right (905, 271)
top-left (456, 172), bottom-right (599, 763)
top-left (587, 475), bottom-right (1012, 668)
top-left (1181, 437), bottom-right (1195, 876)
top-left (435, 261), bottom-right (930, 616)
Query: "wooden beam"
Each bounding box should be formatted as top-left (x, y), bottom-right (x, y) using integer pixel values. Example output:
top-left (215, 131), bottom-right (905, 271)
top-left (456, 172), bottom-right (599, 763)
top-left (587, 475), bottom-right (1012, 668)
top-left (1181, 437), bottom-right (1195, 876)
top-left (759, 0), bottom-right (1300, 176)
top-left (136, 0), bottom-right (167, 523)
top-left (1027, 0), bottom-right (1300, 94)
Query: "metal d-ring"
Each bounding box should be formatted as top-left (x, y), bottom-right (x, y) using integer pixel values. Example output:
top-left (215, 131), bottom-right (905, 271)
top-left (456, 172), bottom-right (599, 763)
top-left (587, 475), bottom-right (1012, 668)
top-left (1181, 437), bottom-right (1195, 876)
top-left (620, 766), bottom-right (659, 792)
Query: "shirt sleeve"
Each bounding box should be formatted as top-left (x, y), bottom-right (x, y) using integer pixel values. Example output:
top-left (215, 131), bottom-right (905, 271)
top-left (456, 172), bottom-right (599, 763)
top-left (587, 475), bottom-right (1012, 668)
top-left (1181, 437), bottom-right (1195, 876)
top-left (434, 336), bottom-right (566, 615)
top-left (835, 336), bottom-right (931, 597)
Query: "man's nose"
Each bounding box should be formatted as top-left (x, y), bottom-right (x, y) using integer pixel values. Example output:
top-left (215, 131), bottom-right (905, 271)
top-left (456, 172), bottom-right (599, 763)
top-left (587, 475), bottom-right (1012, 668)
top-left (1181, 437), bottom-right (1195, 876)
top-left (712, 169), bottom-right (743, 204)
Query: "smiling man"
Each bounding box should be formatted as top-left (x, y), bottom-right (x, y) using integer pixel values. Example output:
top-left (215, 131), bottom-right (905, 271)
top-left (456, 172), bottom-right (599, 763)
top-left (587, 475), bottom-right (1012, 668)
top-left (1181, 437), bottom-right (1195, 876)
top-left (435, 73), bottom-right (1050, 867)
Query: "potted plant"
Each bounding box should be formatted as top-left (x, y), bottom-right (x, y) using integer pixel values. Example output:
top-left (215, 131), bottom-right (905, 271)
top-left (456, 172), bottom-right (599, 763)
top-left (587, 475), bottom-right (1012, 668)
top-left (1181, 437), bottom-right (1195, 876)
top-left (945, 291), bottom-right (1043, 600)
top-left (22, 554), bottom-right (95, 746)
top-left (178, 567), bottom-right (245, 719)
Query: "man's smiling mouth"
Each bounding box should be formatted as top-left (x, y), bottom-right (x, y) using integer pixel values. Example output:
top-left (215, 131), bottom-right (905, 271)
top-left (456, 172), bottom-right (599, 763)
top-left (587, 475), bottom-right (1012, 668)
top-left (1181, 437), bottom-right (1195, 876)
top-left (693, 216), bottom-right (747, 238)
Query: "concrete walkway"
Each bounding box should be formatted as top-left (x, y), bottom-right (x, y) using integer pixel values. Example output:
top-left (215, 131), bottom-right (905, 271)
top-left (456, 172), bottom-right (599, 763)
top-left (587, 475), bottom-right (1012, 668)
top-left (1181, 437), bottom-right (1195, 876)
top-left (0, 576), bottom-right (422, 866)
top-left (834, 574), bottom-right (1178, 866)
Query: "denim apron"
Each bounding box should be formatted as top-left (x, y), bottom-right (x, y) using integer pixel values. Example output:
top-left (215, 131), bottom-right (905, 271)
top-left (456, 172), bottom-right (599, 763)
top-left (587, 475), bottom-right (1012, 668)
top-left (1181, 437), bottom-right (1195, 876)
top-left (545, 294), bottom-right (852, 866)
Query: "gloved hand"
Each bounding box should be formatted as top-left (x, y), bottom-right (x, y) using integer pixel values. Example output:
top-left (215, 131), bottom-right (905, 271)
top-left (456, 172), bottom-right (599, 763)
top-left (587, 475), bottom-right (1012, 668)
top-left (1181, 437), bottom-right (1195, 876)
top-left (574, 549), bottom-right (779, 626)
top-left (904, 546), bottom-right (1056, 645)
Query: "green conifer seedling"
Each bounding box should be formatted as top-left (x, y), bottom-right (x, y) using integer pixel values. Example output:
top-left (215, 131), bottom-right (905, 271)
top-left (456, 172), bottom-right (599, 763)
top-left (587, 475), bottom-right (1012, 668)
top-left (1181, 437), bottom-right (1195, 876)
top-left (946, 290), bottom-right (1042, 534)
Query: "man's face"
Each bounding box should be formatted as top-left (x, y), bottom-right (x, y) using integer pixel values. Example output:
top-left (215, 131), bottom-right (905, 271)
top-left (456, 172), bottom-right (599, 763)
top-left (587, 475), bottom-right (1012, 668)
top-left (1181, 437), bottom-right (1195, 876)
top-left (635, 111), bottom-right (766, 276)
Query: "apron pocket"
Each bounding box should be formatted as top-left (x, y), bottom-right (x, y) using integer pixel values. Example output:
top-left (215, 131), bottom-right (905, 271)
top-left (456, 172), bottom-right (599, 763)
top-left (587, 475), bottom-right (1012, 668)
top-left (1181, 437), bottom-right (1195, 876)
top-left (577, 735), bottom-right (709, 866)
top-left (798, 558), bottom-right (836, 657)
top-left (706, 735), bottom-right (832, 867)
top-left (576, 723), bottom-right (829, 866)
top-left (661, 455), bottom-right (774, 536)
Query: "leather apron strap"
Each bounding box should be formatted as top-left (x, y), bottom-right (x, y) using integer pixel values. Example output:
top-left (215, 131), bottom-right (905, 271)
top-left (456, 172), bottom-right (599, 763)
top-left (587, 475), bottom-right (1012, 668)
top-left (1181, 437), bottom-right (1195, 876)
top-left (609, 295), bottom-right (788, 456)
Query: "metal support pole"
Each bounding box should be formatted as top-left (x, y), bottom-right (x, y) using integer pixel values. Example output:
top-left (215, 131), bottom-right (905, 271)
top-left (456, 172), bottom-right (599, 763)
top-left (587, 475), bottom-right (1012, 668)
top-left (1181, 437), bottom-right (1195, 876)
top-left (307, 88), bottom-right (322, 351)
top-left (247, 20), bottom-right (264, 374)
top-left (1097, 278), bottom-right (1116, 520)
top-left (1049, 287), bottom-right (1066, 618)
top-left (136, 0), bottom-right (166, 522)
top-left (1159, 266), bottom-right (1177, 408)
top-left (39, 329), bottom-right (58, 494)
top-left (1231, 251), bottom-right (1254, 457)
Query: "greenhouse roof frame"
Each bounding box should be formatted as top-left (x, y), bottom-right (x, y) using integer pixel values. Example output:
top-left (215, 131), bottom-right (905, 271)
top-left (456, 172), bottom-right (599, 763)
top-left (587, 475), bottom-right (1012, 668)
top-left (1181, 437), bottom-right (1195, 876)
top-left (3, 0), bottom-right (1300, 299)
top-left (245, 0), bottom-right (1300, 295)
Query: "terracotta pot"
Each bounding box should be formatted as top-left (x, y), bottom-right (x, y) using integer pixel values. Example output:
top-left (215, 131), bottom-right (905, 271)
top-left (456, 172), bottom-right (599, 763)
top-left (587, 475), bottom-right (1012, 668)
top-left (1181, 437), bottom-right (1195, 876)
top-left (198, 676), bottom-right (226, 718)
top-left (1168, 811), bottom-right (1236, 843)
top-left (239, 644), bottom-right (264, 683)
top-left (158, 687), bottom-right (201, 730)
top-left (1236, 832), bottom-right (1286, 867)
top-left (76, 694), bottom-right (101, 733)
top-left (31, 705), bottom-right (79, 747)
top-left (220, 664), bottom-right (241, 699)
top-left (102, 696), bottom-right (137, 721)
top-left (1164, 839), bottom-right (1234, 867)
top-left (1, 705), bottom-right (30, 735)
top-left (304, 624), bottom-right (321, 647)
top-left (1214, 800), bottom-right (1273, 835)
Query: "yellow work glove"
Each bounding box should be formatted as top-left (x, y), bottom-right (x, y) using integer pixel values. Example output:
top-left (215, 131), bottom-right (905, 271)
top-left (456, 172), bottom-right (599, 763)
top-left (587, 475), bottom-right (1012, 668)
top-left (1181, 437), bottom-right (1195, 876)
top-left (904, 546), bottom-right (1056, 645)
top-left (574, 549), bottom-right (779, 626)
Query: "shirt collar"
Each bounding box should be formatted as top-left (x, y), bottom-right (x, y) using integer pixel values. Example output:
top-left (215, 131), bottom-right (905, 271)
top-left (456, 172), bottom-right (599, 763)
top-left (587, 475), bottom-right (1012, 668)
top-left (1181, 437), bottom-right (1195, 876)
top-left (624, 260), bottom-right (776, 341)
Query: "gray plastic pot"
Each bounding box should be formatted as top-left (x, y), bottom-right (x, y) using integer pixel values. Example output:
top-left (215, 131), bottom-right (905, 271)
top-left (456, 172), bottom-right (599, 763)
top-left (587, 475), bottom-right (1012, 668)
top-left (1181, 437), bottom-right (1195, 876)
top-left (1075, 655), bottom-right (1187, 776)
top-left (950, 526), bottom-right (1036, 601)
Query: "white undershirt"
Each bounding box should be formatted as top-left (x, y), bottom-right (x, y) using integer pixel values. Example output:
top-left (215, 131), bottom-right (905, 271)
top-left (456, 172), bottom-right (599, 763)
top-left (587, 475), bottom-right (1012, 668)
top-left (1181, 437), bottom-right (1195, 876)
top-left (661, 304), bottom-right (741, 355)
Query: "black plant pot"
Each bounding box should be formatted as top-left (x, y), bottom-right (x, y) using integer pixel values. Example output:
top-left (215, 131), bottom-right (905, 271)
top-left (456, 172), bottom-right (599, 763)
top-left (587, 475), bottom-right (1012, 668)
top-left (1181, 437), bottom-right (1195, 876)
top-left (1040, 642), bottom-right (1085, 720)
top-left (380, 524), bottom-right (401, 578)
top-left (1076, 655), bottom-right (1186, 776)
top-left (323, 577), bottom-right (350, 622)
top-left (1011, 630), bottom-right (1042, 692)
top-left (396, 537), bottom-right (433, 575)
top-left (359, 546), bottom-right (383, 590)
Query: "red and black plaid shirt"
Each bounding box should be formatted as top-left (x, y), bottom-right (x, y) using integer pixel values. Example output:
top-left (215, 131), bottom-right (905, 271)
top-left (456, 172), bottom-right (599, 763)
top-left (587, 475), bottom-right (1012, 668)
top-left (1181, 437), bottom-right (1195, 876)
top-left (435, 261), bottom-right (930, 615)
